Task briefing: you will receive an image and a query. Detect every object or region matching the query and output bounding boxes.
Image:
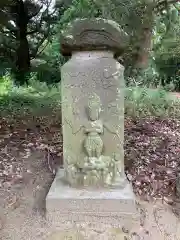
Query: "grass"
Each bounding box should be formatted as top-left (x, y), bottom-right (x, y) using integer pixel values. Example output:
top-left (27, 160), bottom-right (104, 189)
top-left (0, 74), bottom-right (180, 119)
top-left (0, 75), bottom-right (61, 118)
top-left (125, 87), bottom-right (180, 118)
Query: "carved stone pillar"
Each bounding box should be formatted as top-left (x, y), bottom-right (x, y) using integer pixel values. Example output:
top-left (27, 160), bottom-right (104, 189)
top-left (61, 19), bottom-right (128, 188)
top-left (46, 18), bottom-right (139, 229)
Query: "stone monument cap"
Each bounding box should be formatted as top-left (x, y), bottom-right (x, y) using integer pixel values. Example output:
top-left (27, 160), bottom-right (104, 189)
top-left (60, 18), bottom-right (129, 56)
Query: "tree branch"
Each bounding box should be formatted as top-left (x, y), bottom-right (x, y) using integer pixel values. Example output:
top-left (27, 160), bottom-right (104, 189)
top-left (0, 9), bottom-right (17, 33)
top-left (27, 6), bottom-right (57, 35)
top-left (28, 4), bottom-right (43, 20)
top-left (173, 2), bottom-right (180, 11)
top-left (27, 20), bottom-right (43, 35)
top-left (155, 0), bottom-right (180, 10)
top-left (36, 40), bottom-right (49, 58)
top-left (30, 23), bottom-right (51, 59)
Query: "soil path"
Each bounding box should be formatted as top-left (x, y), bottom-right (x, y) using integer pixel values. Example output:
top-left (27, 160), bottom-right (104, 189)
top-left (0, 151), bottom-right (180, 240)
top-left (0, 107), bottom-right (180, 239)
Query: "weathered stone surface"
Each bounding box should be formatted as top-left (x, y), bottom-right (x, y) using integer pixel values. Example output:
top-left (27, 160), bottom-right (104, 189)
top-left (109, 227), bottom-right (130, 239)
top-left (46, 169), bottom-right (139, 229)
top-left (46, 230), bottom-right (84, 240)
top-left (46, 17), bottom-right (137, 229)
top-left (61, 18), bottom-right (128, 56)
top-left (61, 49), bottom-right (126, 188)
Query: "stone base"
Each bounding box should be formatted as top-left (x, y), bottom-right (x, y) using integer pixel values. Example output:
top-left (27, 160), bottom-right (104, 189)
top-left (46, 169), bottom-right (139, 229)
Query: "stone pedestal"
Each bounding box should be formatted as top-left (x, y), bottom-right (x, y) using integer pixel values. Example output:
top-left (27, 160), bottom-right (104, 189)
top-left (46, 169), bottom-right (139, 229)
top-left (46, 18), bottom-right (139, 229)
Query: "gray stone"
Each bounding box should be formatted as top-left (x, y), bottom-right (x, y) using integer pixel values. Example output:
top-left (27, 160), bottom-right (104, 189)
top-left (61, 49), bottom-right (126, 187)
top-left (46, 229), bottom-right (84, 240)
top-left (46, 18), bottom-right (138, 229)
top-left (61, 18), bottom-right (129, 57)
top-left (46, 170), bottom-right (139, 229)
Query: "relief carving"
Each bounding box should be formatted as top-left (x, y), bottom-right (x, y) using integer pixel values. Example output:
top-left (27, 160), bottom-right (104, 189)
top-left (60, 18), bottom-right (129, 56)
top-left (63, 150), bottom-right (78, 186)
top-left (78, 29), bottom-right (119, 46)
top-left (63, 93), bottom-right (126, 187)
top-left (84, 93), bottom-right (103, 158)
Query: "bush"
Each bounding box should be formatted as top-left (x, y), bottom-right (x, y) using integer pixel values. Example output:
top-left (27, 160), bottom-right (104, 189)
top-left (0, 74), bottom-right (61, 117)
top-left (125, 87), bottom-right (180, 118)
top-left (0, 74), bottom-right (180, 119)
top-left (0, 74), bottom-right (13, 96)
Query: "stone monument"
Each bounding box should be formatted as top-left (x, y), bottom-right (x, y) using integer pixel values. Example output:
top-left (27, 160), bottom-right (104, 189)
top-left (46, 18), bottom-right (138, 228)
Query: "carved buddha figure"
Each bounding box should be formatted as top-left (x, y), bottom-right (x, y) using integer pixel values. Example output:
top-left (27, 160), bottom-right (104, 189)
top-left (84, 93), bottom-right (103, 159)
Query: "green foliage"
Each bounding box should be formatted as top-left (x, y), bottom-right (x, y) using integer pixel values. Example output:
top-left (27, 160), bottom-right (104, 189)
top-left (0, 74), bottom-right (13, 95)
top-left (0, 74), bottom-right (61, 117)
top-left (125, 87), bottom-right (180, 118)
top-left (0, 74), bottom-right (180, 120)
top-left (59, 0), bottom-right (100, 27)
top-left (33, 37), bottom-right (65, 84)
top-left (152, 4), bottom-right (180, 89)
top-left (0, 0), bottom-right (60, 85)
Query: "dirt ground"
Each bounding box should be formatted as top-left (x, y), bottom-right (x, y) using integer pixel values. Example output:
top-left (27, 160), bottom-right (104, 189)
top-left (0, 113), bottom-right (180, 239)
top-left (0, 150), bottom-right (180, 240)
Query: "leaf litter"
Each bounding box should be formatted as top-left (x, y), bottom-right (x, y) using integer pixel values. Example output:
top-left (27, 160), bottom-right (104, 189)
top-left (0, 114), bottom-right (180, 202)
top-left (125, 117), bottom-right (180, 201)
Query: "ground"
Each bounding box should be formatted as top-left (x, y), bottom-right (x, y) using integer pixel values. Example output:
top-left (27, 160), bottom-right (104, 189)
top-left (0, 114), bottom-right (180, 239)
top-left (1, 151), bottom-right (180, 240)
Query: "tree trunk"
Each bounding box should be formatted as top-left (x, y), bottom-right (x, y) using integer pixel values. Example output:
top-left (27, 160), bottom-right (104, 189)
top-left (134, 3), bottom-right (154, 70)
top-left (135, 26), bottom-right (153, 69)
top-left (123, 2), bottom-right (155, 78)
top-left (14, 0), bottom-right (30, 85)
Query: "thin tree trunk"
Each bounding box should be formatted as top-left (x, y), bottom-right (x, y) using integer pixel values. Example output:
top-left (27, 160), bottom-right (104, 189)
top-left (135, 27), bottom-right (153, 68)
top-left (135, 3), bottom-right (154, 69)
top-left (14, 0), bottom-right (30, 85)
